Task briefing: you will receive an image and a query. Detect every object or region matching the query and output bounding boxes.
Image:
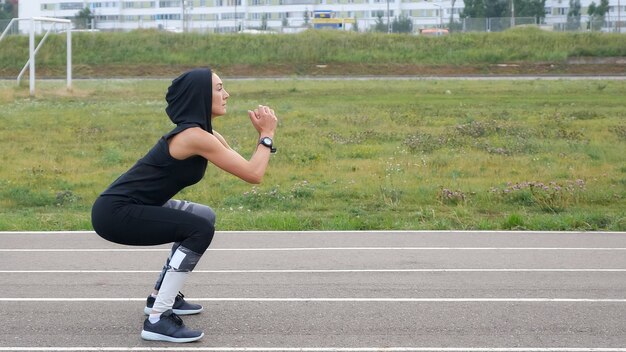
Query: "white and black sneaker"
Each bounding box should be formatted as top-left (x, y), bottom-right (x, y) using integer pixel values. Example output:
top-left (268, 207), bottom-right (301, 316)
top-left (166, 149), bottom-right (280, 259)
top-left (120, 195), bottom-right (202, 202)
top-left (144, 292), bottom-right (203, 315)
top-left (141, 309), bottom-right (204, 343)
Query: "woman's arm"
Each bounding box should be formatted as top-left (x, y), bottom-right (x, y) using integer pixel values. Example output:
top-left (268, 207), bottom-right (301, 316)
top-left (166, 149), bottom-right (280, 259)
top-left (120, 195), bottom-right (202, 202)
top-left (169, 106), bottom-right (277, 184)
top-left (212, 130), bottom-right (231, 150)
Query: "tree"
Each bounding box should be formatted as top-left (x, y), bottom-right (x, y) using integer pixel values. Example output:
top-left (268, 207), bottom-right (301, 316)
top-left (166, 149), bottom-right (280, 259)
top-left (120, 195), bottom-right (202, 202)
top-left (74, 7), bottom-right (94, 29)
top-left (461, 0), bottom-right (486, 18)
top-left (587, 0), bottom-right (609, 31)
top-left (449, 0), bottom-right (457, 27)
top-left (0, 2), bottom-right (14, 20)
top-left (449, 0), bottom-right (466, 32)
top-left (373, 13), bottom-right (388, 32)
top-left (484, 0), bottom-right (508, 18)
top-left (462, 0), bottom-right (545, 20)
top-left (566, 0), bottom-right (581, 31)
top-left (303, 10), bottom-right (310, 28)
top-left (588, 2), bottom-right (596, 16)
top-left (392, 14), bottom-right (413, 33)
top-left (513, 0), bottom-right (546, 21)
top-left (595, 0), bottom-right (610, 16)
top-left (591, 0), bottom-right (610, 29)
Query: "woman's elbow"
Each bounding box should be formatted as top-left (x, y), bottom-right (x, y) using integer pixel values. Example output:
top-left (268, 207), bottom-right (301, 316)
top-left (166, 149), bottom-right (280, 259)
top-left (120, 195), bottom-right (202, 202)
top-left (243, 173), bottom-right (263, 184)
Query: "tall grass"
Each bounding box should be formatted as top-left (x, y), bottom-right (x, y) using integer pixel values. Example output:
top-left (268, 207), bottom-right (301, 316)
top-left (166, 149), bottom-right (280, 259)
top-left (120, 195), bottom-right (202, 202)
top-left (1, 28), bottom-right (626, 76)
top-left (0, 78), bottom-right (624, 231)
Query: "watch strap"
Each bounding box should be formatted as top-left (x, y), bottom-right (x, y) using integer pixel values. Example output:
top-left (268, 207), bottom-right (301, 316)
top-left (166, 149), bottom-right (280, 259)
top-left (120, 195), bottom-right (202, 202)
top-left (259, 137), bottom-right (277, 154)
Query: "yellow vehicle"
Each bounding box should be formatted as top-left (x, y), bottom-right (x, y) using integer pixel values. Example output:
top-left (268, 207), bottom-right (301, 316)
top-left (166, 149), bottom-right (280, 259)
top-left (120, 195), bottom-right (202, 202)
top-left (312, 10), bottom-right (355, 29)
top-left (419, 28), bottom-right (449, 36)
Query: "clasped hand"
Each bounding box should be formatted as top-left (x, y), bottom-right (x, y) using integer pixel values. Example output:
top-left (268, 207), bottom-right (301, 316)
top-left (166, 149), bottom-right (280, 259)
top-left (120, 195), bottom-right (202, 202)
top-left (248, 105), bottom-right (278, 135)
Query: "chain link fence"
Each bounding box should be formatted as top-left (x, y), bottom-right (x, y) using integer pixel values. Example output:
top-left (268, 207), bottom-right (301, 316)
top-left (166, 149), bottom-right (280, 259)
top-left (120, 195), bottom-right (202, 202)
top-left (455, 15), bottom-right (624, 33)
top-left (547, 16), bottom-right (623, 32)
top-left (1, 15), bottom-right (624, 35)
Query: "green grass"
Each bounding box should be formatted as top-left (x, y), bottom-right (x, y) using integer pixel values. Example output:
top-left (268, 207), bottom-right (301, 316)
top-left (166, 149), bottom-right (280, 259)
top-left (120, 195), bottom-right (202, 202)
top-left (1, 28), bottom-right (626, 75)
top-left (0, 78), bottom-right (624, 231)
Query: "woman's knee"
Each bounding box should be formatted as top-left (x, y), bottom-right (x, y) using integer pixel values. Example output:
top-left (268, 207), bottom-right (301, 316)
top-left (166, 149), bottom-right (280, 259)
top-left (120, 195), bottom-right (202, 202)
top-left (165, 199), bottom-right (216, 226)
top-left (202, 206), bottom-right (216, 226)
top-left (184, 218), bottom-right (215, 253)
top-left (198, 218), bottom-right (215, 247)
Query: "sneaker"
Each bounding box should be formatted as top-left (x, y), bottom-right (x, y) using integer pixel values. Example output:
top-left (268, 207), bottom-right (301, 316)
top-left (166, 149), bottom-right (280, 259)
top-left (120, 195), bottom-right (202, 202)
top-left (144, 292), bottom-right (203, 315)
top-left (141, 309), bottom-right (204, 343)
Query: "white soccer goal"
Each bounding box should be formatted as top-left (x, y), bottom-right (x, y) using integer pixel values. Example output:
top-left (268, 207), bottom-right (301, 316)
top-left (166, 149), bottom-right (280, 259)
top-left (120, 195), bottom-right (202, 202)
top-left (0, 17), bottom-right (72, 96)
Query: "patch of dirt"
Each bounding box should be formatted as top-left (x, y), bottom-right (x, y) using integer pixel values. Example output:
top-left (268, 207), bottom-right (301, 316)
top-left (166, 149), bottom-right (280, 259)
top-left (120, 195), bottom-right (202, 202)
top-left (1, 61), bottom-right (625, 79)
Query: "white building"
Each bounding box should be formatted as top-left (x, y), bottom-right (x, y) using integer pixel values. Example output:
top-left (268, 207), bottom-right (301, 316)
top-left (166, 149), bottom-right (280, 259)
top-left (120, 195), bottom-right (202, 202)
top-left (18, 0), bottom-right (457, 33)
top-left (16, 0), bottom-right (626, 33)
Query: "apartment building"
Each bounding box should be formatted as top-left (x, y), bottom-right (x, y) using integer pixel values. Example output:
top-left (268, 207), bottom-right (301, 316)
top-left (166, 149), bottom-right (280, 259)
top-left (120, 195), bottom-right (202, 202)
top-left (17, 0), bottom-right (626, 33)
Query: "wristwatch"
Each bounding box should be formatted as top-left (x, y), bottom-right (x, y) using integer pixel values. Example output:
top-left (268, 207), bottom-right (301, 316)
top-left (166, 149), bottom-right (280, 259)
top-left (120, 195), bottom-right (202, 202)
top-left (259, 136), bottom-right (277, 154)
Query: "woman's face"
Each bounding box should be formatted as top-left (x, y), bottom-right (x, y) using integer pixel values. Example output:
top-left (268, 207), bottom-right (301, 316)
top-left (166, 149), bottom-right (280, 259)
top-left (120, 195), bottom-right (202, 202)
top-left (211, 73), bottom-right (229, 117)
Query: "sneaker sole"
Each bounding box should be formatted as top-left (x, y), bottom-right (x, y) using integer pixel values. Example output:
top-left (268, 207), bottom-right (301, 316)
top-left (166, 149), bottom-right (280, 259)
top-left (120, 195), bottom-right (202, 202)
top-left (141, 330), bottom-right (204, 343)
top-left (144, 306), bottom-right (204, 315)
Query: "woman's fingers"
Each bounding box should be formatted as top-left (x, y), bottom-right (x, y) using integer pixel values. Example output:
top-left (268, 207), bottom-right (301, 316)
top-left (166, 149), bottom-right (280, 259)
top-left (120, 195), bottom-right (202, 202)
top-left (253, 105), bottom-right (277, 122)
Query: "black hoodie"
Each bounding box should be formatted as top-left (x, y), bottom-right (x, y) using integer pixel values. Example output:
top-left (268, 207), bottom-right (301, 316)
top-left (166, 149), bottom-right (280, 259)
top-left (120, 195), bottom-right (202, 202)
top-left (165, 68), bottom-right (213, 135)
top-left (100, 69), bottom-right (212, 205)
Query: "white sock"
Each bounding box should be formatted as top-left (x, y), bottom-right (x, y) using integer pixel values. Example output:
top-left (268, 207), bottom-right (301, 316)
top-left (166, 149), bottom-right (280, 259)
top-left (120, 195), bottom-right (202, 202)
top-left (152, 271), bottom-right (189, 314)
top-left (151, 247), bottom-right (194, 315)
top-left (148, 313), bottom-right (161, 324)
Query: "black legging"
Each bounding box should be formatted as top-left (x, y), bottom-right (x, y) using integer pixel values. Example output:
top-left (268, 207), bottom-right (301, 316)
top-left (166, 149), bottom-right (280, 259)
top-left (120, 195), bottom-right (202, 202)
top-left (91, 195), bottom-right (214, 254)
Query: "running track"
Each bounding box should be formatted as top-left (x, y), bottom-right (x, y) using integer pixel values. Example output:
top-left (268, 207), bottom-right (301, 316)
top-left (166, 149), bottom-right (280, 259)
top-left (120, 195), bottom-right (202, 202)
top-left (0, 230), bottom-right (625, 351)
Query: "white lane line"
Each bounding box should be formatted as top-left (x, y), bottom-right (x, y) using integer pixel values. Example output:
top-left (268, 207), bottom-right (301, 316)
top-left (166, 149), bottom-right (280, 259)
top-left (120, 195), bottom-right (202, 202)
top-left (2, 298), bottom-right (626, 302)
top-left (2, 247), bottom-right (626, 252)
top-left (1, 269), bottom-right (626, 273)
top-left (1, 348), bottom-right (626, 351)
top-left (1, 230), bottom-right (625, 234)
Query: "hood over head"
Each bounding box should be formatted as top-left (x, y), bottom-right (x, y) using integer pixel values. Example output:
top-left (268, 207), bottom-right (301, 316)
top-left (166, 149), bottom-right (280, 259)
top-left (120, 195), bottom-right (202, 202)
top-left (165, 68), bottom-right (213, 134)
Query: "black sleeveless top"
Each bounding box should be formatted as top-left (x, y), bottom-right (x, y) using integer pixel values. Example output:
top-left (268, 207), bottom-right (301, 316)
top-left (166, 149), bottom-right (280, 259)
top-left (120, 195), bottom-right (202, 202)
top-left (99, 68), bottom-right (214, 206)
top-left (100, 129), bottom-right (208, 205)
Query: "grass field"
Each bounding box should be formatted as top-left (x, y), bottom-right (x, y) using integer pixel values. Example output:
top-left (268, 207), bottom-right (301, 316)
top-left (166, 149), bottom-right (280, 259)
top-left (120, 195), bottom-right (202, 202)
top-left (0, 78), bottom-right (624, 231)
top-left (1, 29), bottom-right (626, 77)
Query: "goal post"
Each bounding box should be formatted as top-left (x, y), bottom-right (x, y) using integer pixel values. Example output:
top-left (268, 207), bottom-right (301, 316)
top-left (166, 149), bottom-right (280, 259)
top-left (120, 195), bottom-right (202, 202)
top-left (30, 17), bottom-right (72, 96)
top-left (0, 17), bottom-right (72, 96)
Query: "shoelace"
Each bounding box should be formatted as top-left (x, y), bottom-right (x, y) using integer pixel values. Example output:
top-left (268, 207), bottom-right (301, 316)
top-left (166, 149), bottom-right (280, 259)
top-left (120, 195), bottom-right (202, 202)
top-left (164, 311), bottom-right (184, 326)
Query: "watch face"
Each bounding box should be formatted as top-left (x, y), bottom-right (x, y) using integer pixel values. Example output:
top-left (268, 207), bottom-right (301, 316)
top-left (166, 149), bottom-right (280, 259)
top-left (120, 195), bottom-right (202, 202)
top-left (262, 137), bottom-right (272, 145)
